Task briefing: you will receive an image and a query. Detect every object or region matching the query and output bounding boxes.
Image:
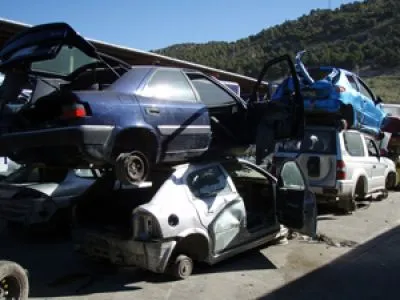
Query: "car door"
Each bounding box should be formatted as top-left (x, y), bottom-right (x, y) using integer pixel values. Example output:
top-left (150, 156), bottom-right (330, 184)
top-left (247, 55), bottom-right (305, 165)
top-left (276, 160), bottom-right (317, 238)
top-left (186, 164), bottom-right (245, 254)
top-left (364, 136), bottom-right (385, 189)
top-left (135, 68), bottom-right (211, 161)
top-left (356, 76), bottom-right (382, 129)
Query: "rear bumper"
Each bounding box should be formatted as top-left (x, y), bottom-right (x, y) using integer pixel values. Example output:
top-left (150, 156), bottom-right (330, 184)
top-left (310, 180), bottom-right (354, 201)
top-left (74, 230), bottom-right (176, 274)
top-left (0, 125), bottom-right (115, 166)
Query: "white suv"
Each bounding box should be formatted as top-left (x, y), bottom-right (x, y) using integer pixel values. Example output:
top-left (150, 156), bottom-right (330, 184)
top-left (272, 126), bottom-right (396, 213)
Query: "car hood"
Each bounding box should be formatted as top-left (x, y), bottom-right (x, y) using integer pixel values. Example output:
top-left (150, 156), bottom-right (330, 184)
top-left (0, 22), bottom-right (97, 71)
top-left (0, 182), bottom-right (60, 198)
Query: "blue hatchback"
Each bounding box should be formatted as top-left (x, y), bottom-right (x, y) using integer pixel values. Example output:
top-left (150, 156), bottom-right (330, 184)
top-left (272, 51), bottom-right (387, 136)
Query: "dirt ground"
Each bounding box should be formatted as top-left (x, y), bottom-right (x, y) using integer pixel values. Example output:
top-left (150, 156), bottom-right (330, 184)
top-left (1, 191), bottom-right (399, 300)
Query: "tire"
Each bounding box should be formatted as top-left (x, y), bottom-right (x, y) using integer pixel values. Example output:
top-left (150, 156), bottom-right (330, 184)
top-left (168, 255), bottom-right (193, 280)
top-left (386, 172), bottom-right (396, 190)
top-left (115, 150), bottom-right (150, 185)
top-left (0, 261), bottom-right (29, 300)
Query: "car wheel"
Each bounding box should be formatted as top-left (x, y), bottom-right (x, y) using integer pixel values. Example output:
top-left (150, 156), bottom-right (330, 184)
top-left (386, 172), bottom-right (396, 190)
top-left (169, 255), bottom-right (193, 280)
top-left (0, 260), bottom-right (29, 300)
top-left (115, 151), bottom-right (149, 185)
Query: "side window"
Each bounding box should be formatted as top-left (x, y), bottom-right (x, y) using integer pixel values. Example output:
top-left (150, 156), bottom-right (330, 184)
top-left (346, 75), bottom-right (358, 91)
top-left (357, 77), bottom-right (375, 101)
top-left (187, 165), bottom-right (232, 198)
top-left (187, 75), bottom-right (236, 107)
top-left (343, 132), bottom-right (365, 157)
top-left (280, 161), bottom-right (305, 190)
top-left (365, 138), bottom-right (379, 157)
top-left (140, 69), bottom-right (197, 101)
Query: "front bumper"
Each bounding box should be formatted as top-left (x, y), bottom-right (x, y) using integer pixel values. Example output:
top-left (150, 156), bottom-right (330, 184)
top-left (75, 230), bottom-right (176, 274)
top-left (0, 125), bottom-right (115, 166)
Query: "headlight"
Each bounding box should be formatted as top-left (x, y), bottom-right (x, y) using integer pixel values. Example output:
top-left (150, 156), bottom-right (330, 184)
top-left (133, 212), bottom-right (162, 241)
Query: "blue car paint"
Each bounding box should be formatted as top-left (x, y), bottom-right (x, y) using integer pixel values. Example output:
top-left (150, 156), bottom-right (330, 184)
top-left (272, 60), bottom-right (388, 136)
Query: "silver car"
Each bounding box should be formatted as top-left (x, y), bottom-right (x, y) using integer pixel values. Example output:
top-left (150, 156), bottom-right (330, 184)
top-left (74, 158), bottom-right (317, 279)
top-left (0, 166), bottom-right (100, 232)
top-left (273, 126), bottom-right (396, 213)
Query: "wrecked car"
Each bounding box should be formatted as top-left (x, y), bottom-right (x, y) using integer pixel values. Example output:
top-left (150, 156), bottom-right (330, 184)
top-left (0, 22), bottom-right (304, 184)
top-left (272, 51), bottom-right (400, 137)
top-left (0, 166), bottom-right (101, 232)
top-left (73, 158), bottom-right (317, 279)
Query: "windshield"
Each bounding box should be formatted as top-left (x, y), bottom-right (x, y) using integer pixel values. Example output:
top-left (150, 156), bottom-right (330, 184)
top-left (31, 45), bottom-right (98, 76)
top-left (3, 166), bottom-right (69, 184)
top-left (277, 129), bottom-right (336, 154)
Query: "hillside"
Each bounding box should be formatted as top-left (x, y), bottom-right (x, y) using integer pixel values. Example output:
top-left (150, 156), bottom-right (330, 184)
top-left (154, 0), bottom-right (400, 102)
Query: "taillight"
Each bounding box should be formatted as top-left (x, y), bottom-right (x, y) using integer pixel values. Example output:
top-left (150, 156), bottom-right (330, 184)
top-left (336, 160), bottom-right (346, 180)
top-left (61, 103), bottom-right (87, 119)
top-left (335, 86), bottom-right (346, 93)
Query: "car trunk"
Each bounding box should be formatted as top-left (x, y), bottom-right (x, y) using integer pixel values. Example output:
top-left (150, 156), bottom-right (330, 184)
top-left (75, 170), bottom-right (172, 238)
top-left (274, 127), bottom-right (337, 188)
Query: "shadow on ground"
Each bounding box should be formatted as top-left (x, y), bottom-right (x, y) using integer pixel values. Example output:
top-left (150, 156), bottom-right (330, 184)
top-left (257, 224), bottom-right (400, 300)
top-left (0, 226), bottom-right (277, 298)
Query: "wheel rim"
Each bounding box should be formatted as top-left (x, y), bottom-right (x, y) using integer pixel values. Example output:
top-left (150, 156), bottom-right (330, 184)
top-left (126, 155), bottom-right (145, 181)
top-left (0, 276), bottom-right (21, 300)
top-left (179, 260), bottom-right (192, 277)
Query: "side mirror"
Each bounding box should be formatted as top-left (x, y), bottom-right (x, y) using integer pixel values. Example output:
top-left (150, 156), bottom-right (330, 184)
top-left (375, 96), bottom-right (383, 104)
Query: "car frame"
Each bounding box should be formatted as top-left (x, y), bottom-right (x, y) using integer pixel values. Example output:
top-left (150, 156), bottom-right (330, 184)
top-left (73, 158), bottom-right (317, 279)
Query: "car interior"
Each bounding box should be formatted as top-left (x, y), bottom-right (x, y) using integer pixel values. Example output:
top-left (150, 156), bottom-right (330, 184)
top-left (222, 161), bottom-right (276, 232)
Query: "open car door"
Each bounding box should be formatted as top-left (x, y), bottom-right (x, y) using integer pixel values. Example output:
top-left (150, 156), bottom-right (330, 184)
top-left (276, 160), bottom-right (317, 238)
top-left (247, 55), bottom-right (304, 165)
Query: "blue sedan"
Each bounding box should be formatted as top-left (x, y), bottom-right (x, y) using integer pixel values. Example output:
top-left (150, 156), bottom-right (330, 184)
top-left (272, 51), bottom-right (388, 136)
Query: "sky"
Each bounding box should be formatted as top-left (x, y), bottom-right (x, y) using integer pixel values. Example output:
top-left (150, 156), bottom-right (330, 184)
top-left (0, 0), bottom-right (361, 51)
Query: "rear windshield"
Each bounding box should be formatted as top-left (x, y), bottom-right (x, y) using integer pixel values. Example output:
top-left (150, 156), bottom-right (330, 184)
top-left (276, 129), bottom-right (336, 154)
top-left (3, 167), bottom-right (68, 184)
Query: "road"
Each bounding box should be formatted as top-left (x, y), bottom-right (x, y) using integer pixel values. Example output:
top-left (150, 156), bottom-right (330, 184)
top-left (0, 191), bottom-right (399, 300)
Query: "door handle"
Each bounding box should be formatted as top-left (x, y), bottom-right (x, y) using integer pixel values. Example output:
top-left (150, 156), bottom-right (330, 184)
top-left (146, 107), bottom-right (160, 114)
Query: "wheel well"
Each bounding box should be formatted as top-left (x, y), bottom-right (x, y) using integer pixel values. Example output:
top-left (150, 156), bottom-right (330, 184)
top-left (355, 176), bottom-right (367, 196)
top-left (112, 128), bottom-right (158, 162)
top-left (172, 234), bottom-right (209, 262)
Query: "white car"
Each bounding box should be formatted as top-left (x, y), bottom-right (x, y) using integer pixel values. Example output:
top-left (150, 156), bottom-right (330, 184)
top-left (74, 158), bottom-right (317, 279)
top-left (273, 126), bottom-right (396, 213)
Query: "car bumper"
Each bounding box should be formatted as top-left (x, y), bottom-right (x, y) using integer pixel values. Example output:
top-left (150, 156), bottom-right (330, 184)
top-left (74, 230), bottom-right (176, 274)
top-left (310, 180), bottom-right (353, 201)
top-left (0, 125), bottom-right (115, 166)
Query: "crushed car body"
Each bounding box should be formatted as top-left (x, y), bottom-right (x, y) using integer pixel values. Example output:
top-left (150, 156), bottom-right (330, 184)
top-left (271, 50), bottom-right (400, 137)
top-left (0, 22), bottom-right (305, 184)
top-left (73, 157), bottom-right (317, 279)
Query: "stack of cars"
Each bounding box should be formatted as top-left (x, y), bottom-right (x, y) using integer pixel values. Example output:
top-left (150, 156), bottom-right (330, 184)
top-left (271, 51), bottom-right (399, 214)
top-left (0, 23), bottom-right (318, 279)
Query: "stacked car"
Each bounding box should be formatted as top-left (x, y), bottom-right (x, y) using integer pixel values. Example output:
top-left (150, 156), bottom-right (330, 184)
top-left (270, 51), bottom-right (400, 214)
top-left (0, 23), bottom-right (319, 280)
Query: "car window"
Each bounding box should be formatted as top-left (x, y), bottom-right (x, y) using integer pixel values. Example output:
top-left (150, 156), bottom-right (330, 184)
top-left (343, 132), bottom-right (365, 157)
top-left (280, 161), bottom-right (305, 190)
top-left (140, 69), bottom-right (197, 101)
top-left (357, 77), bottom-right (375, 101)
top-left (277, 129), bottom-right (336, 154)
top-left (187, 74), bottom-right (236, 107)
top-left (346, 75), bottom-right (358, 91)
top-left (222, 161), bottom-right (268, 181)
top-left (365, 138), bottom-right (379, 157)
top-left (187, 165), bottom-right (232, 198)
top-left (4, 167), bottom-right (68, 183)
